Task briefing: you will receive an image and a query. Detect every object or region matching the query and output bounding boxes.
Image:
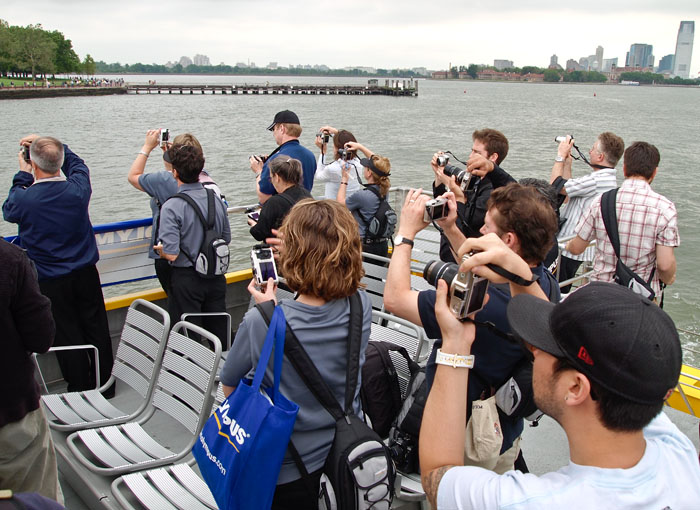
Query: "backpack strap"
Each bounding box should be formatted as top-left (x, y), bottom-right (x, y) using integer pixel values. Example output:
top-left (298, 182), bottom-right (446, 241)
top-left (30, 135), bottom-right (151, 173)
top-left (169, 188), bottom-right (215, 266)
top-left (359, 185), bottom-right (384, 233)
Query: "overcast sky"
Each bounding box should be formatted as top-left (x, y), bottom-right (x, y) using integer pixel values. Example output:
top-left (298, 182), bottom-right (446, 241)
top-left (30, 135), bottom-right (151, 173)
top-left (3, 1), bottom-right (698, 75)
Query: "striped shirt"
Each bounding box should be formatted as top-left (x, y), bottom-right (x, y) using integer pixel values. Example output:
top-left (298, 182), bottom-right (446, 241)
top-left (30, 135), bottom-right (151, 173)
top-left (558, 167), bottom-right (617, 261)
top-left (575, 178), bottom-right (679, 296)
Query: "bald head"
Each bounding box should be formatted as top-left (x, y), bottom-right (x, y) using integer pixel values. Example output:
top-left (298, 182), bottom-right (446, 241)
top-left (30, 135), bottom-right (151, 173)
top-left (30, 137), bottom-right (64, 174)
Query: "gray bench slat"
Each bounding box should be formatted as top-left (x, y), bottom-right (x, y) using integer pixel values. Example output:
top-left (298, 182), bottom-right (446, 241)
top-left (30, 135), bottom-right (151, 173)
top-left (121, 422), bottom-right (175, 460)
top-left (42, 394), bottom-right (85, 426)
top-left (171, 464), bottom-right (218, 509)
top-left (78, 428), bottom-right (131, 468)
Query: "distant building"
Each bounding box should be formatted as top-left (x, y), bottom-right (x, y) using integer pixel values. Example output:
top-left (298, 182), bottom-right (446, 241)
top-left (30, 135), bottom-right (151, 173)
top-left (476, 70), bottom-right (521, 81)
top-left (178, 56), bottom-right (193, 68)
top-left (412, 67), bottom-right (430, 76)
top-left (193, 54), bottom-right (210, 66)
top-left (494, 59), bottom-right (513, 70)
top-left (267, 62), bottom-right (278, 69)
top-left (595, 46), bottom-right (604, 71)
top-left (579, 57), bottom-right (590, 70)
top-left (602, 58), bottom-right (618, 72)
top-left (522, 73), bottom-right (544, 82)
top-left (550, 54), bottom-right (558, 67)
top-left (625, 43), bottom-right (654, 68)
top-left (673, 21), bottom-right (694, 78)
top-left (658, 54), bottom-right (675, 74)
top-left (431, 71), bottom-right (449, 79)
top-left (235, 62), bottom-right (248, 68)
top-left (567, 59), bottom-right (584, 71)
top-left (607, 65), bottom-right (654, 82)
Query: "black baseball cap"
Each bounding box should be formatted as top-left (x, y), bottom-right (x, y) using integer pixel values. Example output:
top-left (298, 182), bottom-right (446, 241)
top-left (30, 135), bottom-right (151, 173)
top-left (360, 156), bottom-right (390, 177)
top-left (267, 110), bottom-right (300, 131)
top-left (506, 282), bottom-right (681, 405)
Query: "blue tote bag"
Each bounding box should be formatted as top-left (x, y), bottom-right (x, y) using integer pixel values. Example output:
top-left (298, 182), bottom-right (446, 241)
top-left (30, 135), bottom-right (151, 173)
top-left (193, 305), bottom-right (299, 510)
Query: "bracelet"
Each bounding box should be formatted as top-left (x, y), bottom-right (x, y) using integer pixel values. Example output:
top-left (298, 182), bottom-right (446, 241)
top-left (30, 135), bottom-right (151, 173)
top-left (435, 348), bottom-right (474, 368)
top-left (340, 182), bottom-right (348, 185)
top-left (137, 151), bottom-right (149, 158)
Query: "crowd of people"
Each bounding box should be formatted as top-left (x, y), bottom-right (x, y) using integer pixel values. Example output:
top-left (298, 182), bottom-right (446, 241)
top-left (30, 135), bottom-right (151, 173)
top-left (1, 110), bottom-right (696, 509)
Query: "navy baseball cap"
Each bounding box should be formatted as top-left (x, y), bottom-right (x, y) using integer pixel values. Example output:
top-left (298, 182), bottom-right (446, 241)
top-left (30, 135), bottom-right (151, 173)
top-left (507, 282), bottom-right (682, 405)
top-left (267, 110), bottom-right (300, 131)
top-left (360, 156), bottom-right (390, 177)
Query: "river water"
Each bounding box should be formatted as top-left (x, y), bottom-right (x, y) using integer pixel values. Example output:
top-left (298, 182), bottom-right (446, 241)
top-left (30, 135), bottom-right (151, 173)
top-left (1, 75), bottom-right (699, 360)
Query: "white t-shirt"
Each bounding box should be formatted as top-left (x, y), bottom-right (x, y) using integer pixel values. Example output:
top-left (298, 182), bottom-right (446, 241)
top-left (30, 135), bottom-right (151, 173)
top-left (438, 411), bottom-right (700, 509)
top-left (314, 154), bottom-right (362, 199)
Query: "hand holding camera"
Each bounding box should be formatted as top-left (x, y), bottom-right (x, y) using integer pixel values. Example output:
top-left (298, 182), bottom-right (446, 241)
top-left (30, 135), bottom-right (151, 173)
top-left (18, 146), bottom-right (32, 173)
top-left (555, 135), bottom-right (574, 159)
top-left (247, 277), bottom-right (277, 306)
top-left (249, 155), bottom-right (267, 174)
top-left (251, 244), bottom-right (279, 287)
top-left (159, 128), bottom-right (169, 148)
top-left (398, 189), bottom-right (431, 238)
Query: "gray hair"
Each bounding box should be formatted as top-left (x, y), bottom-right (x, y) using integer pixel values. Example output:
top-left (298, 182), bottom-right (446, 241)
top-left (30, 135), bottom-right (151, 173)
top-left (30, 137), bottom-right (64, 174)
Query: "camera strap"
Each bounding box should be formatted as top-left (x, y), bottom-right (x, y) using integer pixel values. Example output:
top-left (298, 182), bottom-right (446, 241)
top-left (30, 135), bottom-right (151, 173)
top-left (484, 263), bottom-right (540, 287)
top-left (571, 143), bottom-right (608, 170)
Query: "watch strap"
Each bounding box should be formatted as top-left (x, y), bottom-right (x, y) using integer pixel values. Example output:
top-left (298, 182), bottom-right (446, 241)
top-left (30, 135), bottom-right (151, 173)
top-left (435, 349), bottom-right (474, 368)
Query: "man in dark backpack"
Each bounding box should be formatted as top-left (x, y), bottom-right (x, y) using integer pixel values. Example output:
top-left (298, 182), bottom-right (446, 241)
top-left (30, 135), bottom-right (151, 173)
top-left (155, 144), bottom-right (231, 344)
top-left (386, 184), bottom-right (560, 474)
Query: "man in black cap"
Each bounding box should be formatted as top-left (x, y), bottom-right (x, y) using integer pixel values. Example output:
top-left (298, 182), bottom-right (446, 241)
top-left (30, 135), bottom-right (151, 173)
top-left (418, 236), bottom-right (700, 509)
top-left (249, 110), bottom-right (316, 204)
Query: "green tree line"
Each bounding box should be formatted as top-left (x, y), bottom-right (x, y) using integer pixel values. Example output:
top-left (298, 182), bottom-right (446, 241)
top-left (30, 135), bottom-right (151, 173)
top-left (619, 71), bottom-right (699, 86)
top-left (94, 60), bottom-right (420, 77)
top-left (0, 19), bottom-right (95, 79)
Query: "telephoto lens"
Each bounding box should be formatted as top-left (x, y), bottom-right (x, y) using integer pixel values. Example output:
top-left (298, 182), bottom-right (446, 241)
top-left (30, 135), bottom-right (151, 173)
top-left (423, 260), bottom-right (459, 289)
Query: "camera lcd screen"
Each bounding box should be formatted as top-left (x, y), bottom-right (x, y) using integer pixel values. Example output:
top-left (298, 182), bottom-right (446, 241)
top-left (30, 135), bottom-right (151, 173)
top-left (467, 277), bottom-right (489, 315)
top-left (433, 203), bottom-right (447, 219)
top-left (247, 211), bottom-right (260, 222)
top-left (259, 261), bottom-right (277, 282)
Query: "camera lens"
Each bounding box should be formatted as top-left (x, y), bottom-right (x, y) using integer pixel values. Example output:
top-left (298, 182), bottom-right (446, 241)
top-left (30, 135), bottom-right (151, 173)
top-left (423, 260), bottom-right (458, 288)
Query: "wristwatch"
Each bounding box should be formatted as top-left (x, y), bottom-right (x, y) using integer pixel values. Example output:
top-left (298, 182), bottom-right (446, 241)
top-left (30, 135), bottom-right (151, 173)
top-left (394, 235), bottom-right (414, 248)
top-left (555, 155), bottom-right (565, 163)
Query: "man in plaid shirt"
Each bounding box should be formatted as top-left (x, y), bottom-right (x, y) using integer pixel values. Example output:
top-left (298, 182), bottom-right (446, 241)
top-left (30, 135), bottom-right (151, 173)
top-left (565, 142), bottom-right (678, 298)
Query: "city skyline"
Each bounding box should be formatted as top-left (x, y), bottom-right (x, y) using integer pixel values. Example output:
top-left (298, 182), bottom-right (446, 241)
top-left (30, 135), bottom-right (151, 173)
top-left (3, 0), bottom-right (698, 76)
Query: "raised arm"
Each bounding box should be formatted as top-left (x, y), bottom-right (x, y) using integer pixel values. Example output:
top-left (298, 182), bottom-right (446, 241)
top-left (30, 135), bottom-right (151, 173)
top-left (550, 136), bottom-right (574, 194)
top-left (128, 129), bottom-right (161, 191)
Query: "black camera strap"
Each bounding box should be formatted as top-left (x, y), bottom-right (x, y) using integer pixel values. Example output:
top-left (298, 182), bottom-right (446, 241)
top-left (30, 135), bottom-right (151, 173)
top-left (571, 143), bottom-right (608, 170)
top-left (485, 264), bottom-right (540, 286)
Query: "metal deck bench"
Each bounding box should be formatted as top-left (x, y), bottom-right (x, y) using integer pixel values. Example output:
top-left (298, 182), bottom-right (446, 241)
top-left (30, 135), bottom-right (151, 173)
top-left (42, 299), bottom-right (170, 432)
top-left (66, 321), bottom-right (222, 476)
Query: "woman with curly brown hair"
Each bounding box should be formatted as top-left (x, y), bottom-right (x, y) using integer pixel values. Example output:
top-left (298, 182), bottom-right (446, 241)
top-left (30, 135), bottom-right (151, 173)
top-left (220, 198), bottom-right (371, 509)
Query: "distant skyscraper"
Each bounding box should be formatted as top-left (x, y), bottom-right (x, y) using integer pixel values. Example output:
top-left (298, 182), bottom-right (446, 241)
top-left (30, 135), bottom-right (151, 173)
top-left (193, 54), bottom-right (210, 66)
top-left (550, 54), bottom-right (558, 67)
top-left (658, 54), bottom-right (675, 73)
top-left (602, 58), bottom-right (618, 72)
top-left (673, 21), bottom-right (694, 78)
top-left (494, 59), bottom-right (513, 70)
top-left (626, 44), bottom-right (654, 68)
top-left (595, 46), bottom-right (604, 71)
top-left (178, 56), bottom-right (193, 68)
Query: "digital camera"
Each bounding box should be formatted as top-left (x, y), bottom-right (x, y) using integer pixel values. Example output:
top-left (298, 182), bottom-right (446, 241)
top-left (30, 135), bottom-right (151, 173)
top-left (159, 129), bottom-right (169, 146)
top-left (337, 148), bottom-right (351, 161)
top-left (423, 197), bottom-right (448, 223)
top-left (554, 135), bottom-right (573, 143)
top-left (442, 164), bottom-right (474, 193)
top-left (22, 145), bottom-right (31, 163)
top-left (245, 206), bottom-right (261, 223)
top-left (251, 244), bottom-right (278, 286)
top-left (250, 154), bottom-right (268, 163)
top-left (436, 154), bottom-right (449, 167)
top-left (388, 430), bottom-right (418, 473)
top-left (316, 131), bottom-right (332, 144)
top-left (423, 255), bottom-right (489, 320)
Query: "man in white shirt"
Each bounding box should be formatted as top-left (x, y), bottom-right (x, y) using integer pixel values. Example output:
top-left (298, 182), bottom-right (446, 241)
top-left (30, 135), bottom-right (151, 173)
top-left (419, 260), bottom-right (700, 509)
top-left (551, 132), bottom-right (624, 292)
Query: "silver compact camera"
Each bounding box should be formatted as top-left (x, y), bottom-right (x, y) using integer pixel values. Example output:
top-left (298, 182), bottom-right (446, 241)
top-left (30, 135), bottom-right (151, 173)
top-left (436, 154), bottom-right (449, 167)
top-left (424, 197), bottom-right (448, 222)
top-left (316, 131), bottom-right (332, 143)
top-left (337, 148), bottom-right (351, 161)
top-left (423, 255), bottom-right (489, 320)
top-left (160, 129), bottom-right (170, 146)
top-left (251, 244), bottom-right (278, 286)
top-left (554, 135), bottom-right (573, 143)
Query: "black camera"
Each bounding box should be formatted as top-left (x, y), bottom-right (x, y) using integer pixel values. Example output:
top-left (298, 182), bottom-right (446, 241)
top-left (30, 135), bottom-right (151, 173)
top-left (250, 154), bottom-right (268, 163)
top-left (22, 145), bottom-right (31, 163)
top-left (442, 164), bottom-right (474, 193)
top-left (245, 205), bottom-right (261, 223)
top-left (424, 197), bottom-right (448, 222)
top-left (554, 135), bottom-right (573, 143)
top-left (436, 154), bottom-right (449, 167)
top-left (251, 244), bottom-right (278, 286)
top-left (316, 131), bottom-right (332, 144)
top-left (159, 129), bottom-right (169, 146)
top-left (423, 255), bottom-right (489, 320)
top-left (388, 430), bottom-right (418, 473)
top-left (337, 148), bottom-right (351, 162)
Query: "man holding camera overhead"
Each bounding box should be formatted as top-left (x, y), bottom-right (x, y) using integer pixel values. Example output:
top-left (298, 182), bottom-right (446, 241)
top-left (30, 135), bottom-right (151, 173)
top-left (550, 132), bottom-right (624, 292)
top-left (3, 134), bottom-right (114, 396)
top-left (249, 110), bottom-right (316, 204)
top-left (385, 183), bottom-right (560, 474)
top-left (432, 128), bottom-right (515, 262)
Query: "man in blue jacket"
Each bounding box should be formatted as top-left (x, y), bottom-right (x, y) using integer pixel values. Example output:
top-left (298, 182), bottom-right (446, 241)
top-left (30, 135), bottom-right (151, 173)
top-left (3, 134), bottom-right (114, 395)
top-left (249, 110), bottom-right (316, 204)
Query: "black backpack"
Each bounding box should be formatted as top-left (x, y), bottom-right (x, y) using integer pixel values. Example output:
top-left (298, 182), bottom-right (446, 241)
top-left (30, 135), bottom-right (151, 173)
top-left (360, 341), bottom-right (414, 439)
top-left (362, 185), bottom-right (397, 241)
top-left (257, 296), bottom-right (395, 510)
top-left (387, 363), bottom-right (426, 474)
top-left (171, 188), bottom-right (230, 278)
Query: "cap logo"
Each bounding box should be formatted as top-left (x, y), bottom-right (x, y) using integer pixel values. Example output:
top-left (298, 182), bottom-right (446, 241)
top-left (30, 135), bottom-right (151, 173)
top-left (577, 346), bottom-right (594, 366)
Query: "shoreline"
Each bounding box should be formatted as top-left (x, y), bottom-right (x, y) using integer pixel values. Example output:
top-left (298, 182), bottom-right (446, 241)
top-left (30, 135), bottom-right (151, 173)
top-left (0, 86), bottom-right (127, 100)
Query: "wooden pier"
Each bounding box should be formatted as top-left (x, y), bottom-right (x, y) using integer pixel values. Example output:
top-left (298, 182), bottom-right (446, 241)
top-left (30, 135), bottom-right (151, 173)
top-left (125, 80), bottom-right (418, 97)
